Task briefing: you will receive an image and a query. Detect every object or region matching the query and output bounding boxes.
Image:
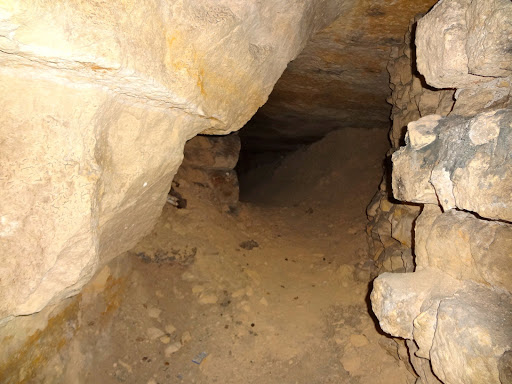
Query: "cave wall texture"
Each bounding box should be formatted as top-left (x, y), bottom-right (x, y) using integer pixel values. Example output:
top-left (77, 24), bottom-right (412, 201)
top-left (0, 0), bottom-right (343, 325)
top-left (0, 0), bottom-right (346, 374)
top-left (370, 0), bottom-right (512, 383)
top-left (0, 0), bottom-right (511, 382)
top-left (240, 0), bottom-right (439, 153)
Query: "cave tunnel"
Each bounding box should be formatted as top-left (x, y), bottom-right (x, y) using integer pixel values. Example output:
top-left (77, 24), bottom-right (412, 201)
top-left (1, 1), bottom-right (511, 383)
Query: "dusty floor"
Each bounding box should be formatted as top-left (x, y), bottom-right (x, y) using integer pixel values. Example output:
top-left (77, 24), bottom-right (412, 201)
top-left (42, 128), bottom-right (416, 384)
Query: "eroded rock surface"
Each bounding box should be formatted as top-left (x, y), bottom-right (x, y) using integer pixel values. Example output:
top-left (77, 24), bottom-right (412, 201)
top-left (371, 1), bottom-right (512, 383)
top-left (393, 110), bottom-right (512, 222)
top-left (0, 0), bottom-right (342, 324)
top-left (175, 133), bottom-right (241, 209)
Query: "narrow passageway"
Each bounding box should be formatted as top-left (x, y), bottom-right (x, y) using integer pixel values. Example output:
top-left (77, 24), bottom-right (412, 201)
top-left (52, 128), bottom-right (415, 383)
top-left (2, 1), bottom-right (510, 382)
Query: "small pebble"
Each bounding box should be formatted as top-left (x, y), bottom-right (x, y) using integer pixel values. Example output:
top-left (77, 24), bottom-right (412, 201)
top-left (147, 327), bottom-right (165, 340)
top-left (198, 292), bottom-right (218, 304)
top-left (181, 271), bottom-right (195, 281)
top-left (232, 288), bottom-right (245, 298)
top-left (165, 342), bottom-right (182, 357)
top-left (181, 331), bottom-right (192, 345)
top-left (192, 285), bottom-right (205, 294)
top-left (147, 307), bottom-right (162, 319)
top-left (350, 334), bottom-right (369, 347)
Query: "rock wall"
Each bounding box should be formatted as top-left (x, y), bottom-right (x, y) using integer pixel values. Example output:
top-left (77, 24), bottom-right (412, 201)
top-left (370, 1), bottom-right (512, 383)
top-left (366, 17), bottom-right (455, 276)
top-left (241, 0), bottom-right (440, 154)
top-left (0, 0), bottom-right (342, 331)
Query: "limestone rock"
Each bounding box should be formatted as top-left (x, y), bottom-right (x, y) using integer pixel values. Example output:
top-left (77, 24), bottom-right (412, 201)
top-left (175, 133), bottom-right (241, 209)
top-left (415, 208), bottom-right (512, 292)
top-left (393, 109), bottom-right (512, 222)
top-left (371, 269), bottom-right (461, 339)
top-left (416, 0), bottom-right (481, 89)
top-left (416, 0), bottom-right (512, 89)
top-left (430, 284), bottom-right (512, 384)
top-left (176, 167), bottom-right (239, 208)
top-left (181, 134), bottom-right (241, 170)
top-left (241, 0), bottom-right (440, 153)
top-left (406, 340), bottom-right (443, 384)
top-left (390, 204), bottom-right (421, 248)
top-left (164, 342), bottom-right (183, 357)
top-left (407, 115), bottom-right (442, 150)
top-left (452, 78), bottom-right (512, 117)
top-left (466, 0), bottom-right (512, 78)
top-left (366, 191), bottom-right (420, 274)
top-left (499, 351), bottom-right (512, 384)
top-left (372, 273), bottom-right (512, 384)
top-left (0, 0), bottom-right (342, 323)
top-left (374, 3), bottom-right (512, 383)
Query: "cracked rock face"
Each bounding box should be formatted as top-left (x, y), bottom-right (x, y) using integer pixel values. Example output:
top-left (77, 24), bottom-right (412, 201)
top-left (392, 109), bottom-right (512, 222)
top-left (0, 0), bottom-right (341, 323)
top-left (371, 1), bottom-right (512, 383)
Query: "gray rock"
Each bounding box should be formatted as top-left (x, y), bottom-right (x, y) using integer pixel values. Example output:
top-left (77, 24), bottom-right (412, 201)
top-left (393, 109), bottom-right (512, 222)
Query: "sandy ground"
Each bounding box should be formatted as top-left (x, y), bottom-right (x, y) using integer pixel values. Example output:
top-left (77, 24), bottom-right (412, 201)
top-left (43, 128), bottom-right (415, 384)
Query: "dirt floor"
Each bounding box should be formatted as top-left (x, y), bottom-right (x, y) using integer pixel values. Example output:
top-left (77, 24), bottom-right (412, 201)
top-left (42, 128), bottom-right (416, 384)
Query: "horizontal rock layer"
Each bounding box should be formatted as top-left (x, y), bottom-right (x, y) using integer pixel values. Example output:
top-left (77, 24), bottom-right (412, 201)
top-left (240, 0), bottom-right (439, 153)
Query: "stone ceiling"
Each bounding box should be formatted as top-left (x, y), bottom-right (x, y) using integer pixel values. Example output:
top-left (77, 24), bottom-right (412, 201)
top-left (240, 0), bottom-right (439, 153)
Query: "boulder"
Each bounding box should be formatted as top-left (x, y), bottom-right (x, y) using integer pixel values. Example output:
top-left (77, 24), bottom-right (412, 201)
top-left (180, 134), bottom-right (241, 170)
top-left (393, 109), bottom-right (512, 222)
top-left (0, 0), bottom-right (341, 323)
top-left (416, 0), bottom-right (512, 89)
top-left (465, 0), bottom-right (512, 78)
top-left (430, 284), bottom-right (512, 384)
top-left (371, 269), bottom-right (462, 339)
top-left (373, 272), bottom-right (512, 384)
top-left (176, 133), bottom-right (241, 208)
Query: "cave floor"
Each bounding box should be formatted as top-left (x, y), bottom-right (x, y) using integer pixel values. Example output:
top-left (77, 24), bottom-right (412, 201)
top-left (48, 128), bottom-right (415, 384)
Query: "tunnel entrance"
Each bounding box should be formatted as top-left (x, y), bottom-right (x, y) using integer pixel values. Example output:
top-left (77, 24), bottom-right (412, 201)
top-left (43, 119), bottom-right (415, 383)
